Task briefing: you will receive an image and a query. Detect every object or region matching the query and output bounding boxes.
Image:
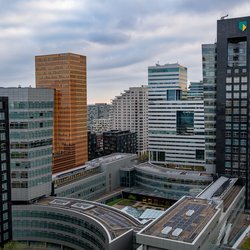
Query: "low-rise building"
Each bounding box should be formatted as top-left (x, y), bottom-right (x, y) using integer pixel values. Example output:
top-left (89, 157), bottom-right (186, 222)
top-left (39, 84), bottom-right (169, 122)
top-left (52, 153), bottom-right (137, 200)
top-left (121, 162), bottom-right (213, 202)
top-left (136, 177), bottom-right (245, 250)
top-left (12, 197), bottom-right (144, 250)
top-left (103, 130), bottom-right (137, 155)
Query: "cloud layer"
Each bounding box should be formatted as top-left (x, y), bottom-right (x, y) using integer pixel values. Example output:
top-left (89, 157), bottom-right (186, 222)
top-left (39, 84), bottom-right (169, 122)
top-left (1, 0), bottom-right (250, 103)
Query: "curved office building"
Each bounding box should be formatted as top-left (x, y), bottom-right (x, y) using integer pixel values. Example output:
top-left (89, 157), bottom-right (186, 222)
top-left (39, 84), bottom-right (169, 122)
top-left (12, 197), bottom-right (143, 250)
top-left (121, 162), bottom-right (213, 201)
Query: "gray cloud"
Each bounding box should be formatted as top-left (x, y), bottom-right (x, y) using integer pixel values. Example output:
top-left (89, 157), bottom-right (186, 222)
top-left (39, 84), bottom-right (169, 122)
top-left (1, 0), bottom-right (250, 103)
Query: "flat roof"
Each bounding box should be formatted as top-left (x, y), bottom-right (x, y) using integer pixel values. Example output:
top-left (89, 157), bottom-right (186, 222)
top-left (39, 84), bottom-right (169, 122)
top-left (141, 197), bottom-right (217, 243)
top-left (198, 177), bottom-right (238, 200)
top-left (37, 197), bottom-right (143, 240)
top-left (53, 153), bottom-right (135, 179)
top-left (134, 162), bottom-right (213, 180)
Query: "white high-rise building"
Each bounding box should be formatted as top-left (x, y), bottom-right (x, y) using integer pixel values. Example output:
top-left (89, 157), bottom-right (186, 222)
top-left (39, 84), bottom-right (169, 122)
top-left (110, 86), bottom-right (148, 155)
top-left (148, 63), bottom-right (206, 169)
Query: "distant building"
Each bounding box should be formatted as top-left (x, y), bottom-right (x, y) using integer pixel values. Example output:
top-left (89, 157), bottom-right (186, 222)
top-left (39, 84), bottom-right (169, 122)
top-left (103, 130), bottom-right (137, 155)
top-left (188, 81), bottom-right (204, 99)
top-left (36, 53), bottom-right (88, 173)
top-left (92, 118), bottom-right (111, 133)
top-left (88, 103), bottom-right (110, 131)
top-left (148, 63), bottom-right (206, 170)
top-left (0, 88), bottom-right (53, 202)
top-left (88, 131), bottom-right (97, 160)
top-left (202, 44), bottom-right (217, 174)
top-left (110, 86), bottom-right (148, 155)
top-left (0, 97), bottom-right (12, 246)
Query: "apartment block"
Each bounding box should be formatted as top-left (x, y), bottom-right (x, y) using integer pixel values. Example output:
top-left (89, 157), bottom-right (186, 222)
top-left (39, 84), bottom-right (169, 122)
top-left (110, 86), bottom-right (148, 155)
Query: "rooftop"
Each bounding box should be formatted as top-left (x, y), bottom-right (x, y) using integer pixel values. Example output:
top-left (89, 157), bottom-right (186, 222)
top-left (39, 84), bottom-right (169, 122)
top-left (37, 197), bottom-right (144, 240)
top-left (53, 153), bottom-right (135, 180)
top-left (141, 197), bottom-right (217, 243)
top-left (134, 162), bottom-right (213, 180)
top-left (197, 176), bottom-right (242, 211)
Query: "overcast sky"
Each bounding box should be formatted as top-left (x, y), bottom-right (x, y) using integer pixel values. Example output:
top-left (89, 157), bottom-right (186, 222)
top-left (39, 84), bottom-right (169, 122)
top-left (1, 0), bottom-right (250, 103)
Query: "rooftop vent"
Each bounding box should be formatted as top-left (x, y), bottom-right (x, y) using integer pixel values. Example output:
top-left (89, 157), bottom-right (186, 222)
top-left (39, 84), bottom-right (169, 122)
top-left (49, 199), bottom-right (70, 206)
top-left (172, 228), bottom-right (183, 236)
top-left (161, 226), bottom-right (172, 235)
top-left (186, 209), bottom-right (195, 217)
top-left (71, 203), bottom-right (94, 210)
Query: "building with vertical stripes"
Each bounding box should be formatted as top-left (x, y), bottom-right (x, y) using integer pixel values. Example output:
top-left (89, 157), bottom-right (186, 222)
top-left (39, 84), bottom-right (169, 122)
top-left (35, 53), bottom-right (88, 173)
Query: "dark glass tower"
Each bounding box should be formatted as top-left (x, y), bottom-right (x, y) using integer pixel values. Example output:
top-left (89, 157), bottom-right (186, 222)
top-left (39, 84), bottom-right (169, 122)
top-left (0, 97), bottom-right (12, 246)
top-left (216, 16), bottom-right (250, 207)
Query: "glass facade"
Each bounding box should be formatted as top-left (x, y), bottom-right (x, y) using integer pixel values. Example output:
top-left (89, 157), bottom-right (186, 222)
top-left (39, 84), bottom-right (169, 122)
top-left (36, 53), bottom-right (88, 174)
top-left (202, 44), bottom-right (217, 173)
top-left (0, 88), bottom-right (53, 201)
top-left (134, 169), bottom-right (210, 200)
top-left (176, 111), bottom-right (194, 135)
top-left (13, 209), bottom-right (106, 250)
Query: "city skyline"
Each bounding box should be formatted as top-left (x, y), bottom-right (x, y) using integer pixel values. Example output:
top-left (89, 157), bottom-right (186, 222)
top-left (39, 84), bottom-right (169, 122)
top-left (1, 0), bottom-right (250, 104)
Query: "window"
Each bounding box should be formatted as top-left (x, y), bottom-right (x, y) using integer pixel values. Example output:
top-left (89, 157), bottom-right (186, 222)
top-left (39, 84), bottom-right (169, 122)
top-left (234, 77), bottom-right (240, 83)
top-left (241, 92), bottom-right (247, 98)
top-left (241, 84), bottom-right (247, 91)
top-left (176, 111), bottom-right (194, 135)
top-left (234, 85), bottom-right (239, 91)
top-left (233, 92), bottom-right (239, 98)
top-left (196, 150), bottom-right (204, 160)
top-left (226, 77), bottom-right (232, 83)
top-left (166, 90), bottom-right (182, 101)
top-left (241, 76), bottom-right (247, 83)
top-left (158, 152), bottom-right (165, 162)
top-left (226, 85), bottom-right (232, 91)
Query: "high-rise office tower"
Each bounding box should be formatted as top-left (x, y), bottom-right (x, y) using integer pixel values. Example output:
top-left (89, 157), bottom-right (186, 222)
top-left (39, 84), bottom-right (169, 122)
top-left (0, 88), bottom-right (53, 202)
top-left (215, 16), bottom-right (250, 207)
top-left (35, 53), bottom-right (88, 173)
top-left (148, 64), bottom-right (206, 169)
top-left (110, 86), bottom-right (148, 155)
top-left (202, 44), bottom-right (217, 173)
top-left (0, 97), bottom-right (12, 246)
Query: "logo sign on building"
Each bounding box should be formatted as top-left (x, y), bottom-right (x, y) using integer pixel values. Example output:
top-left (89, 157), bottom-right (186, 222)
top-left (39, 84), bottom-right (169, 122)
top-left (239, 21), bottom-right (247, 31)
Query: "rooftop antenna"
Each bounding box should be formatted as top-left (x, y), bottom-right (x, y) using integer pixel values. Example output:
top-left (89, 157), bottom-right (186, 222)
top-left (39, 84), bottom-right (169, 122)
top-left (221, 14), bottom-right (228, 20)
